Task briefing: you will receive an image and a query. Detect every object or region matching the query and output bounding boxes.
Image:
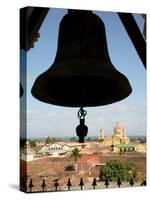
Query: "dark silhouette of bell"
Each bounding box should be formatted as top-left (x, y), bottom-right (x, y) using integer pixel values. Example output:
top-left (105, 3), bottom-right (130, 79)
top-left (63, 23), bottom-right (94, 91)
top-left (20, 83), bottom-right (24, 97)
top-left (31, 10), bottom-right (132, 107)
top-left (76, 118), bottom-right (88, 143)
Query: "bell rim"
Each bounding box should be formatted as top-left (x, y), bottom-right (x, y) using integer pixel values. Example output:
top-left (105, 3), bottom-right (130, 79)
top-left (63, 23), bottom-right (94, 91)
top-left (31, 64), bottom-right (132, 107)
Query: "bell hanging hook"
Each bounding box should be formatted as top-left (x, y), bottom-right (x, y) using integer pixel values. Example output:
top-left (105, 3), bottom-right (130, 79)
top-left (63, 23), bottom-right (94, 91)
top-left (76, 92), bottom-right (88, 143)
top-left (77, 91), bottom-right (87, 120)
top-left (77, 106), bottom-right (87, 120)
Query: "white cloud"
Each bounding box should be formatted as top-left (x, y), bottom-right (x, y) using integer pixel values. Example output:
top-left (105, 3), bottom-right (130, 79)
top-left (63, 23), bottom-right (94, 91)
top-left (25, 102), bottom-right (146, 138)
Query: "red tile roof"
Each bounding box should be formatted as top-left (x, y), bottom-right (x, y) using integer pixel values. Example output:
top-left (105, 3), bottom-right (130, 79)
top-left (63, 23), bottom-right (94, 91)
top-left (78, 155), bottom-right (100, 164)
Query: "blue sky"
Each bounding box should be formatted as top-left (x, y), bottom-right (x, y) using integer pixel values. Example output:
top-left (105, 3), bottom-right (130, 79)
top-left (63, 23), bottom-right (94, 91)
top-left (20, 8), bottom-right (146, 138)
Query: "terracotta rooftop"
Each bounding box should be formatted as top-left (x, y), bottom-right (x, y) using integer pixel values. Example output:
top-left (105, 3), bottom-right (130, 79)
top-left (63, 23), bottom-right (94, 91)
top-left (78, 155), bottom-right (100, 165)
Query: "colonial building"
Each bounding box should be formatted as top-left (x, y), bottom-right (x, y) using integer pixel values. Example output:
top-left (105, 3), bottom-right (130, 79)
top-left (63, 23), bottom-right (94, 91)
top-left (37, 142), bottom-right (88, 157)
top-left (99, 121), bottom-right (130, 146)
top-left (113, 143), bottom-right (146, 153)
top-left (37, 142), bottom-right (70, 157)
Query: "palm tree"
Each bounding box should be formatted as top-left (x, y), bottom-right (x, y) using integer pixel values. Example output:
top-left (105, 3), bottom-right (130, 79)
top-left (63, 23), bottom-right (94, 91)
top-left (70, 148), bottom-right (81, 172)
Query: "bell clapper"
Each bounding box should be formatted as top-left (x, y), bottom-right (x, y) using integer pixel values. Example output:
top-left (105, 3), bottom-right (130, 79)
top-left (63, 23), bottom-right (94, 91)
top-left (76, 105), bottom-right (88, 143)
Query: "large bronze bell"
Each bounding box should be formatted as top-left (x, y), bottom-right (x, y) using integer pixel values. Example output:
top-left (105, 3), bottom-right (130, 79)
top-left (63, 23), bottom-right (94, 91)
top-left (31, 10), bottom-right (132, 107)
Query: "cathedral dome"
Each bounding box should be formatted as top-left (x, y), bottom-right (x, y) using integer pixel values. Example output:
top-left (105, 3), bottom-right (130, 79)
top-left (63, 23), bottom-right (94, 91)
top-left (114, 121), bottom-right (122, 136)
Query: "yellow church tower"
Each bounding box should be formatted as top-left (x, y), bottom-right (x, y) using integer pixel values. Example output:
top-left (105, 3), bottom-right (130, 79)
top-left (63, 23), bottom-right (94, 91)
top-left (98, 129), bottom-right (104, 140)
top-left (99, 121), bottom-right (130, 146)
top-left (114, 121), bottom-right (122, 136)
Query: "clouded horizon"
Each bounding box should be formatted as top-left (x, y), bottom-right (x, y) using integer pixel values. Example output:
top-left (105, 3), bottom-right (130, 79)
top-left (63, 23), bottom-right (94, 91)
top-left (25, 101), bottom-right (146, 138)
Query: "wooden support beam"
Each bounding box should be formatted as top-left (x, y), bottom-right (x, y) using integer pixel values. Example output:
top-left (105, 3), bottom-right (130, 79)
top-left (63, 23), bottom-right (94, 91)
top-left (20, 7), bottom-right (49, 51)
top-left (118, 13), bottom-right (146, 69)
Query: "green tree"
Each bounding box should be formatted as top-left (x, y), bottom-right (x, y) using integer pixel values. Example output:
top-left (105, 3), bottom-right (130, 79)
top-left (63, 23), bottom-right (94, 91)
top-left (100, 160), bottom-right (139, 181)
top-left (29, 140), bottom-right (37, 148)
top-left (138, 137), bottom-right (146, 144)
top-left (87, 137), bottom-right (92, 141)
top-left (125, 162), bottom-right (139, 181)
top-left (45, 136), bottom-right (52, 144)
top-left (100, 165), bottom-right (112, 180)
top-left (70, 148), bottom-right (81, 171)
top-left (99, 138), bottom-right (104, 143)
top-left (45, 136), bottom-right (57, 144)
top-left (70, 137), bottom-right (76, 141)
